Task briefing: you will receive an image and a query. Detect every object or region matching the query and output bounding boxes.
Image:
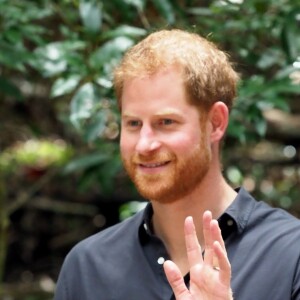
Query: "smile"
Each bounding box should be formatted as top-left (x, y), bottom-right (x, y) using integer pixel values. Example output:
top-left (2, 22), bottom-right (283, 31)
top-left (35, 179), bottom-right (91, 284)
top-left (139, 161), bottom-right (170, 168)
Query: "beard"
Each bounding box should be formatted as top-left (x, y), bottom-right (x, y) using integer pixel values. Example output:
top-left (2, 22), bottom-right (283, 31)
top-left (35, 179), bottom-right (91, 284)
top-left (121, 137), bottom-right (211, 204)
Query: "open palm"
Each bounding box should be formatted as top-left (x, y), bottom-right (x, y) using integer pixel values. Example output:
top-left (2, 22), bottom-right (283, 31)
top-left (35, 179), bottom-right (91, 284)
top-left (163, 211), bottom-right (233, 300)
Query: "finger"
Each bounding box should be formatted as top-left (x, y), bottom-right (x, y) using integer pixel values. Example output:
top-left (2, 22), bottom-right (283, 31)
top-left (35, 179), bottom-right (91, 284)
top-left (203, 211), bottom-right (214, 265)
top-left (203, 211), bottom-right (213, 246)
top-left (210, 220), bottom-right (224, 270)
top-left (210, 219), bottom-right (225, 249)
top-left (213, 241), bottom-right (231, 286)
top-left (163, 260), bottom-right (191, 299)
top-left (184, 216), bottom-right (203, 267)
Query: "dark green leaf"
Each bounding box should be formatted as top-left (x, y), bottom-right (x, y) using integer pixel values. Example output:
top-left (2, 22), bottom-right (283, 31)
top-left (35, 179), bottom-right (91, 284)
top-left (152, 0), bottom-right (175, 24)
top-left (97, 155), bottom-right (122, 194)
top-left (0, 41), bottom-right (31, 71)
top-left (281, 11), bottom-right (300, 62)
top-left (123, 0), bottom-right (146, 11)
top-left (64, 152), bottom-right (110, 173)
top-left (227, 119), bottom-right (247, 143)
top-left (0, 76), bottom-right (23, 100)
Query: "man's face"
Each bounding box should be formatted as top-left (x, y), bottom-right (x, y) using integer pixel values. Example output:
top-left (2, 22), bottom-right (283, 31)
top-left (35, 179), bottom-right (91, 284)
top-left (120, 67), bottom-right (212, 203)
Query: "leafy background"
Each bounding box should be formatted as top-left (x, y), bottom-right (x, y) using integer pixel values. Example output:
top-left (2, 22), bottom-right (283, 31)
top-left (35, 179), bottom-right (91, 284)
top-left (0, 0), bottom-right (299, 298)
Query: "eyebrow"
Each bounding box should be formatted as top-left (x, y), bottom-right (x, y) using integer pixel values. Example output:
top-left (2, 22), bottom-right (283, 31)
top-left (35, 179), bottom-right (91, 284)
top-left (122, 108), bottom-right (183, 119)
top-left (154, 108), bottom-right (183, 116)
top-left (121, 113), bottom-right (138, 119)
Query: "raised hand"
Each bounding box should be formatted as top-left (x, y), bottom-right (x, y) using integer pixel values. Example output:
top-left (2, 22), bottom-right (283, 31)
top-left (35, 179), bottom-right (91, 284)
top-left (163, 211), bottom-right (233, 300)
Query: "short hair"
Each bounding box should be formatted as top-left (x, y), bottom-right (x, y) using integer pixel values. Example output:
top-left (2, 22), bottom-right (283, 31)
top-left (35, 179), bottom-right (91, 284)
top-left (113, 29), bottom-right (239, 112)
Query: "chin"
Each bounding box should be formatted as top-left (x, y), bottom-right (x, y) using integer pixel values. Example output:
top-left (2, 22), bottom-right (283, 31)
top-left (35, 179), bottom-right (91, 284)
top-left (137, 184), bottom-right (192, 204)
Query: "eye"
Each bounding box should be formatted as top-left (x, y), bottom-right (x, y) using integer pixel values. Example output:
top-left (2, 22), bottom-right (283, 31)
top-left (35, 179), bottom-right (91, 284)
top-left (159, 119), bottom-right (175, 125)
top-left (126, 120), bottom-right (142, 127)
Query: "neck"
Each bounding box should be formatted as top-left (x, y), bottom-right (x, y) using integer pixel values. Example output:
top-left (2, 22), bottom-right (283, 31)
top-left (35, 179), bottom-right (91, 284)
top-left (150, 170), bottom-right (237, 275)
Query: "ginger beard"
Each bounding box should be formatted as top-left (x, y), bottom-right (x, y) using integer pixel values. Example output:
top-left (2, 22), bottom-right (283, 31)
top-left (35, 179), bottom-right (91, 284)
top-left (121, 133), bottom-right (212, 204)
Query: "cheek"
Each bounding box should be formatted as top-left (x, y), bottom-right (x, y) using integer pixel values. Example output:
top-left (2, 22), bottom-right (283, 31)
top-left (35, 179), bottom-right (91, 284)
top-left (166, 133), bottom-right (201, 153)
top-left (120, 134), bottom-right (135, 158)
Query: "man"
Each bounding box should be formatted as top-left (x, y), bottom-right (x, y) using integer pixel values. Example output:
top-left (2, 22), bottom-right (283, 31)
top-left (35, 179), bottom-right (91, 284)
top-left (54, 29), bottom-right (300, 300)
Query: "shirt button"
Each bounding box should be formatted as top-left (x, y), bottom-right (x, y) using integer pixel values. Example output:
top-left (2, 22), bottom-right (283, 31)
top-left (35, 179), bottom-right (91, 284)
top-left (227, 219), bottom-right (234, 226)
top-left (157, 257), bottom-right (165, 265)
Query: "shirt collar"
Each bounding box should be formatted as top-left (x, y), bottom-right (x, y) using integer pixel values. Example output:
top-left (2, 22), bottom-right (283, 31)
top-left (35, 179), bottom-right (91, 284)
top-left (223, 187), bottom-right (256, 234)
top-left (140, 187), bottom-right (256, 239)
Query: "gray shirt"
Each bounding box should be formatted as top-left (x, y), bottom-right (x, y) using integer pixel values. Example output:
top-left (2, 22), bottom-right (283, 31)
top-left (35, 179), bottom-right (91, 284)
top-left (54, 188), bottom-right (300, 299)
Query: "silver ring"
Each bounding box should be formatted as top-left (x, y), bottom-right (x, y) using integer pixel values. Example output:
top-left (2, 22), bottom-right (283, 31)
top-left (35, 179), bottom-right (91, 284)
top-left (213, 266), bottom-right (220, 271)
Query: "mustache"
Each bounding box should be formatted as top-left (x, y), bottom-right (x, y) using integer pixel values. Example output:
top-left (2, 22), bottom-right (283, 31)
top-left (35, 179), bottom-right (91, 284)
top-left (131, 152), bottom-right (175, 164)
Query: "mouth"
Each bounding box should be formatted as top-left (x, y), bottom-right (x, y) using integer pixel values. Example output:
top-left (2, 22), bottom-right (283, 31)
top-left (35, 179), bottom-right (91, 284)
top-left (139, 161), bottom-right (170, 168)
top-left (136, 160), bottom-right (171, 175)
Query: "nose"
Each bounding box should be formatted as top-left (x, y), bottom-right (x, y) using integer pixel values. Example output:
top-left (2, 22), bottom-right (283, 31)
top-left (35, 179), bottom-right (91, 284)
top-left (136, 125), bottom-right (161, 154)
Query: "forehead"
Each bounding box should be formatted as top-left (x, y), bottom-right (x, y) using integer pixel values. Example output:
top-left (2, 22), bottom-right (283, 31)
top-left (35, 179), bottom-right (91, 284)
top-left (121, 67), bottom-right (191, 113)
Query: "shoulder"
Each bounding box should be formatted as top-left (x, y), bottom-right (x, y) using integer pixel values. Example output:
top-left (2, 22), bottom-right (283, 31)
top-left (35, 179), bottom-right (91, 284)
top-left (252, 200), bottom-right (300, 232)
top-left (54, 210), bottom-right (145, 299)
top-left (64, 209), bottom-right (144, 264)
top-left (229, 190), bottom-right (300, 298)
top-left (231, 188), bottom-right (300, 251)
top-left (245, 198), bottom-right (300, 255)
top-left (235, 187), bottom-right (300, 235)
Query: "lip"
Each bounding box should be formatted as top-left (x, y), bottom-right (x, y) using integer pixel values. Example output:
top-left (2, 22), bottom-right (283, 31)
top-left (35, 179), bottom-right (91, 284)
top-left (137, 161), bottom-right (171, 173)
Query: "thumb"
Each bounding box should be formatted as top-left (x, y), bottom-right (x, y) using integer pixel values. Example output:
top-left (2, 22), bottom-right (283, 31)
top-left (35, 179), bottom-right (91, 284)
top-left (163, 260), bottom-right (191, 299)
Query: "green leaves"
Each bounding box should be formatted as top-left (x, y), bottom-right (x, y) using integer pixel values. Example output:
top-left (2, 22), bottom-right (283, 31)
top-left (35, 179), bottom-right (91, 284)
top-left (64, 151), bottom-right (110, 174)
top-left (63, 145), bottom-right (122, 195)
top-left (152, 0), bottom-right (175, 24)
top-left (88, 36), bottom-right (134, 74)
top-left (1, 0), bottom-right (299, 204)
top-left (123, 0), bottom-right (146, 11)
top-left (33, 41), bottom-right (86, 77)
top-left (69, 82), bottom-right (119, 143)
top-left (281, 9), bottom-right (300, 62)
top-left (0, 76), bottom-right (23, 100)
top-left (51, 75), bottom-right (82, 98)
top-left (70, 83), bottom-right (100, 130)
top-left (227, 70), bottom-right (299, 143)
top-left (0, 139), bottom-right (73, 173)
top-left (102, 25), bottom-right (147, 39)
top-left (0, 40), bottom-right (32, 71)
top-left (79, 0), bottom-right (103, 33)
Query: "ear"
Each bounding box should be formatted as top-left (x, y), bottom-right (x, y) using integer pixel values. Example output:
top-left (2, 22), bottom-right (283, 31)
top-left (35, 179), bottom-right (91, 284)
top-left (208, 101), bottom-right (229, 143)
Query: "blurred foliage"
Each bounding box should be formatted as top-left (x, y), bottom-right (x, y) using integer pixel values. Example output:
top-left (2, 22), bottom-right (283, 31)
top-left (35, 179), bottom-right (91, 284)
top-left (1, 0), bottom-right (299, 182)
top-left (1, 0), bottom-right (299, 161)
top-left (0, 139), bottom-right (73, 173)
top-left (0, 0), bottom-right (300, 297)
